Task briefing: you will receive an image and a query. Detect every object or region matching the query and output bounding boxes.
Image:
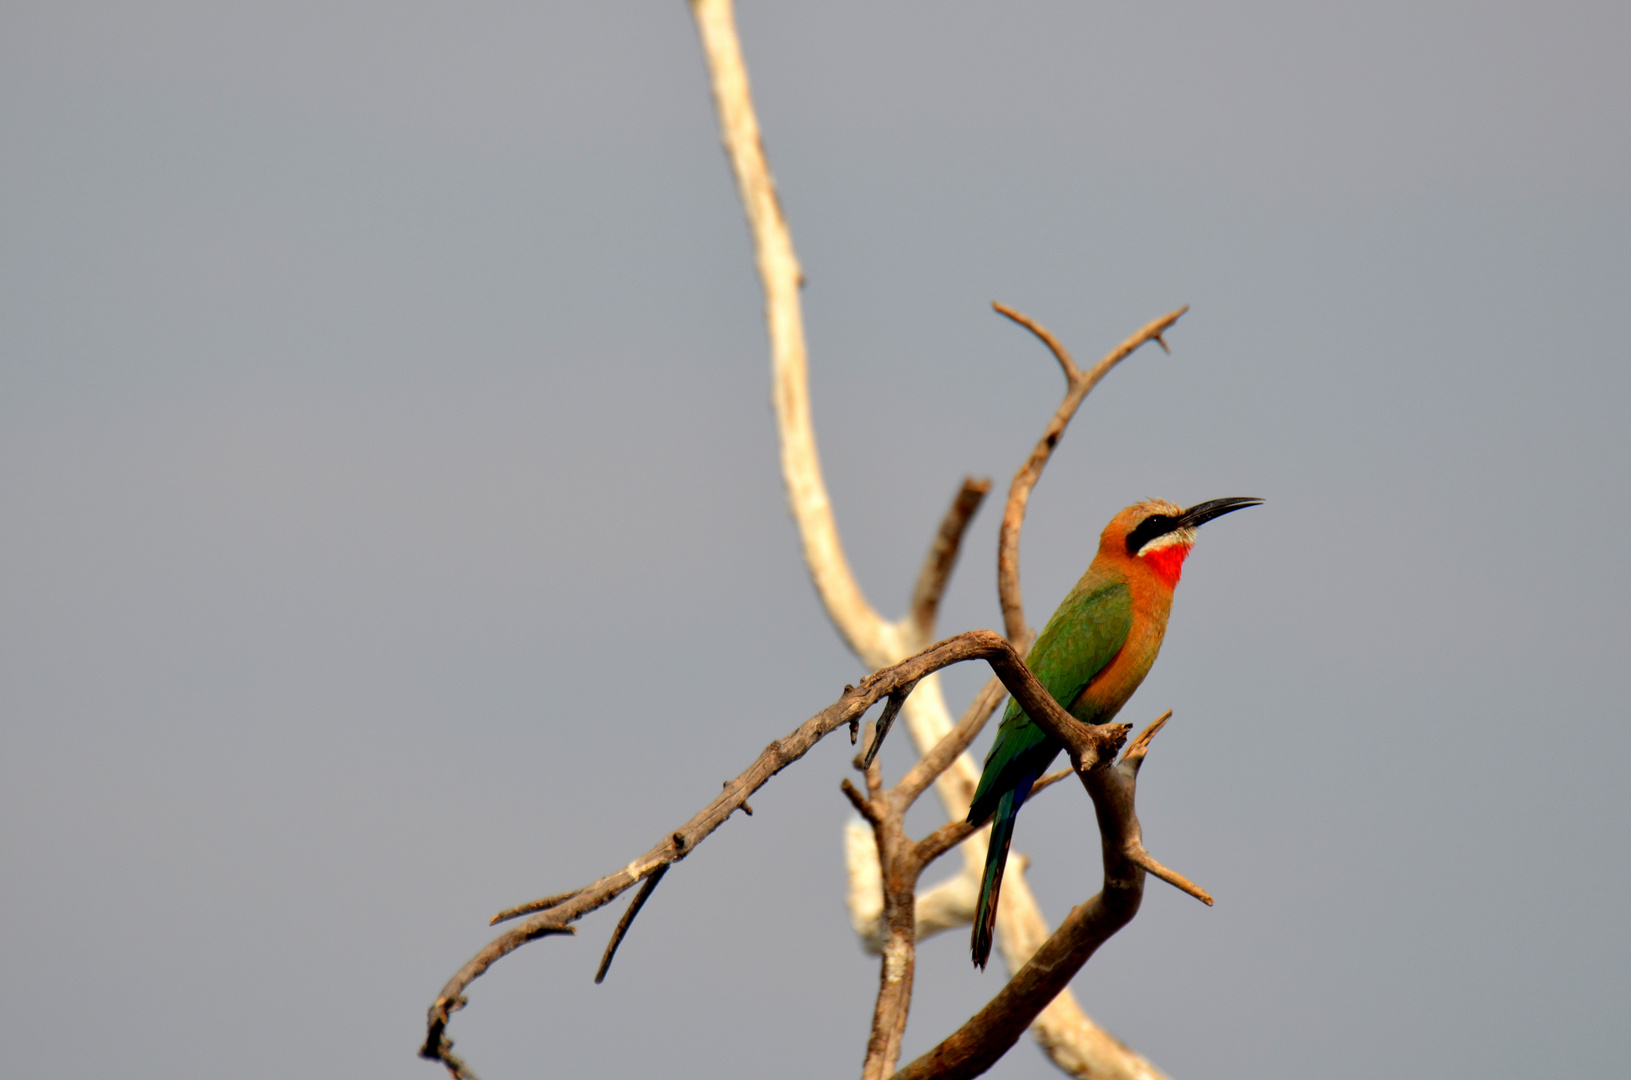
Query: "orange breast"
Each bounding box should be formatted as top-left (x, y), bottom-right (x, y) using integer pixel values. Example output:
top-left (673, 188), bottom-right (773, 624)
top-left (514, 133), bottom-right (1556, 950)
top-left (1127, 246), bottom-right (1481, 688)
top-left (1068, 578), bottom-right (1174, 721)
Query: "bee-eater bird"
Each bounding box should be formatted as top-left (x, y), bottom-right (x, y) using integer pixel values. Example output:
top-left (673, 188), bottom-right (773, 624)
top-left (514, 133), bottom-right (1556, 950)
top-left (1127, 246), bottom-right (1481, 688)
top-left (967, 496), bottom-right (1261, 968)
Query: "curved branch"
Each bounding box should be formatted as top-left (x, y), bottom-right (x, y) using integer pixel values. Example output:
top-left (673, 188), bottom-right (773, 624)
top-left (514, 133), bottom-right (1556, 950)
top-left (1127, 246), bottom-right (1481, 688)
top-left (991, 302), bottom-right (1081, 381)
top-left (693, 0), bottom-right (896, 662)
top-left (695, 0), bottom-right (983, 895)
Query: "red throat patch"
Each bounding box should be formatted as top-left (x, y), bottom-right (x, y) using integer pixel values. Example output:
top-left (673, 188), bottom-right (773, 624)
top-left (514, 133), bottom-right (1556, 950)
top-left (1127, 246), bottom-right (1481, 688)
top-left (1141, 543), bottom-right (1191, 588)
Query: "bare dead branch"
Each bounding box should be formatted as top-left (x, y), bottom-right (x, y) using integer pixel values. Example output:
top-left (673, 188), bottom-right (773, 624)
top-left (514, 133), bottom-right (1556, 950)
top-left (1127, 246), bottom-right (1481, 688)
top-left (1120, 709), bottom-right (1173, 770)
top-left (911, 765), bottom-right (1073, 872)
top-left (422, 927), bottom-right (574, 1078)
top-left (421, 630), bottom-right (1127, 1075)
top-left (1124, 846), bottom-right (1213, 906)
top-left (691, 0), bottom-right (899, 664)
top-left (850, 653), bottom-right (1140, 1078)
top-left (435, 1043), bottom-right (481, 1080)
top-left (843, 777), bottom-right (883, 824)
top-left (993, 303), bottom-right (1189, 644)
top-left (992, 302), bottom-right (1081, 381)
top-left (908, 477), bottom-right (990, 643)
top-left (897, 673), bottom-right (1007, 805)
top-left (844, 739), bottom-right (921, 1079)
top-left (915, 817), bottom-right (979, 868)
top-left (862, 685), bottom-right (917, 770)
top-left (424, 673), bottom-right (886, 1071)
top-left (489, 888), bottom-right (582, 927)
top-left (593, 864), bottom-right (671, 984)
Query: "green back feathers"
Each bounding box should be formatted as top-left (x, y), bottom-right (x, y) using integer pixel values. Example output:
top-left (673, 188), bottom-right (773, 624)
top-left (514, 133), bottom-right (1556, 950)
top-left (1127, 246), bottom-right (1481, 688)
top-left (970, 580), bottom-right (1132, 812)
top-left (1020, 579), bottom-right (1133, 724)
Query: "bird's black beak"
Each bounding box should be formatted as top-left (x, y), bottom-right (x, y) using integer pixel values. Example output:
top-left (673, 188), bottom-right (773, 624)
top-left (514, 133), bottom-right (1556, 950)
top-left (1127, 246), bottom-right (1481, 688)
top-left (1176, 496), bottom-right (1263, 530)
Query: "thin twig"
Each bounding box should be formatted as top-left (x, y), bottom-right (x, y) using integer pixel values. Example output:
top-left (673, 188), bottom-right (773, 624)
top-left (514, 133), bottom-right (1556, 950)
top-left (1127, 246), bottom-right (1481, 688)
top-left (992, 302), bottom-right (1081, 381)
top-left (862, 685), bottom-right (916, 769)
top-left (907, 477), bottom-right (990, 644)
top-left (842, 778), bottom-right (883, 824)
top-left (489, 889), bottom-right (582, 927)
top-left (993, 303), bottom-right (1188, 644)
top-left (864, 736), bottom-right (885, 800)
top-left (897, 673), bottom-right (1008, 805)
top-left (1120, 709), bottom-right (1173, 769)
top-left (915, 817), bottom-right (978, 867)
top-left (908, 761), bottom-right (1077, 871)
top-left (436, 1043), bottom-right (481, 1080)
top-left (1125, 846), bottom-right (1213, 906)
top-left (594, 864), bottom-right (671, 983)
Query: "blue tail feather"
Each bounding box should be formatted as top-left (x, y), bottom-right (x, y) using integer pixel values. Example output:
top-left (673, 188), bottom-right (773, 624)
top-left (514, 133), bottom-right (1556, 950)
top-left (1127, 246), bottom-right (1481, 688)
top-left (971, 780), bottom-right (1032, 969)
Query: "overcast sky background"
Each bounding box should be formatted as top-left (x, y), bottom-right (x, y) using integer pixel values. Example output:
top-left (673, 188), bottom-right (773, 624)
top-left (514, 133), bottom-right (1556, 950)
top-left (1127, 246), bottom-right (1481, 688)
top-left (3, 3), bottom-right (1628, 1078)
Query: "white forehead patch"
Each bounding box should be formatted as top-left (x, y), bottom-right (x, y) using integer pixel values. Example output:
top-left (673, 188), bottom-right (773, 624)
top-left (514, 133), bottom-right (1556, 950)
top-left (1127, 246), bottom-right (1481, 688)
top-left (1137, 526), bottom-right (1196, 556)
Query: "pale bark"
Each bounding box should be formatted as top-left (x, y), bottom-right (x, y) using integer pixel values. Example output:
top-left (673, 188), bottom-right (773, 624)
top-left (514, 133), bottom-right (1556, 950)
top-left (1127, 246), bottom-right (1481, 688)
top-left (689, 3), bottom-right (1173, 1077)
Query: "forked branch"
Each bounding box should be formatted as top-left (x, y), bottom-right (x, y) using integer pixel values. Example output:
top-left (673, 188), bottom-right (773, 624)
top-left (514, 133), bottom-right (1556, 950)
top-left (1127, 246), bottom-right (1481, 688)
top-left (993, 302), bottom-right (1188, 644)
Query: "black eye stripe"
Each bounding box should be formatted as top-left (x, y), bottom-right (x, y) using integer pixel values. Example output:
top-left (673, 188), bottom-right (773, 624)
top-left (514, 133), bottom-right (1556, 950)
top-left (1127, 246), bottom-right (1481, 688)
top-left (1125, 514), bottom-right (1176, 555)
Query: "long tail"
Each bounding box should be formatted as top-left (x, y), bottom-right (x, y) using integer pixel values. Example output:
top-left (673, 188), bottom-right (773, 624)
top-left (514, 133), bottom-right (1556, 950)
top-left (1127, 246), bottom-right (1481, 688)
top-left (971, 788), bottom-right (1019, 969)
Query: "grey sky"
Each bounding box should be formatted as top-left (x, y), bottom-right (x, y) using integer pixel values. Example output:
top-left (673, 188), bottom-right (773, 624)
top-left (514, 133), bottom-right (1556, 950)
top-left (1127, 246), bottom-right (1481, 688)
top-left (2, 3), bottom-right (1627, 1078)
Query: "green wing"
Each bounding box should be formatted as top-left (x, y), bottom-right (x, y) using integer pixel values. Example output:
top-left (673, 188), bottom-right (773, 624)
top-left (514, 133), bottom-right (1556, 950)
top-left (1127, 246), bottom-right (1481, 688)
top-left (969, 580), bottom-right (1132, 816)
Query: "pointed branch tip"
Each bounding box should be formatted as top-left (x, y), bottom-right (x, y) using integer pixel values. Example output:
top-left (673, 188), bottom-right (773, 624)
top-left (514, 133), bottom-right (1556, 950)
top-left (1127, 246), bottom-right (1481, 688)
top-left (991, 301), bottom-right (1080, 380)
top-left (1121, 710), bottom-right (1173, 768)
top-left (490, 888), bottom-right (583, 926)
top-left (841, 778), bottom-right (882, 824)
top-left (1126, 845), bottom-right (1213, 906)
top-left (861, 685), bottom-right (913, 769)
top-left (594, 864), bottom-right (670, 984)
